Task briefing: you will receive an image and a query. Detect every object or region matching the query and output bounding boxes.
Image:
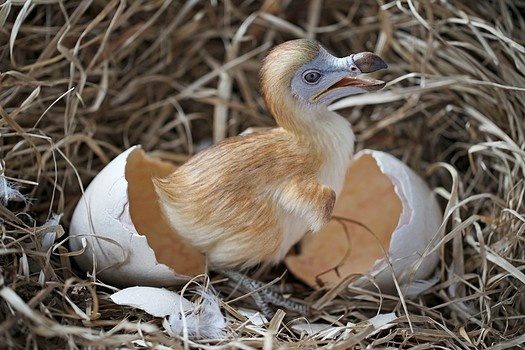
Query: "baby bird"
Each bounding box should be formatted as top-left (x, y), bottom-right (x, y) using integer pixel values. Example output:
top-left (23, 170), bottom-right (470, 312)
top-left (154, 39), bottom-right (386, 313)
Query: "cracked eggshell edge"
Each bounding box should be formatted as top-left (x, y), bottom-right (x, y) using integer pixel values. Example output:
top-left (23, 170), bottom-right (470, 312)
top-left (352, 149), bottom-right (443, 292)
top-left (69, 146), bottom-right (188, 287)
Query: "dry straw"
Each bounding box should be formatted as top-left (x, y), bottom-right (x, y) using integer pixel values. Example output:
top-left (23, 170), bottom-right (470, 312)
top-left (1, 0), bottom-right (524, 348)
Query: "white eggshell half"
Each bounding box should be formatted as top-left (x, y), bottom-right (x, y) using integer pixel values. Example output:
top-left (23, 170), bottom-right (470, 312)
top-left (354, 150), bottom-right (442, 292)
top-left (69, 146), bottom-right (204, 287)
top-left (285, 149), bottom-right (443, 294)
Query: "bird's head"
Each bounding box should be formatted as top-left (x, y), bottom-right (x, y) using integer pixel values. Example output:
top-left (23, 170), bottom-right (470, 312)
top-left (260, 39), bottom-right (387, 131)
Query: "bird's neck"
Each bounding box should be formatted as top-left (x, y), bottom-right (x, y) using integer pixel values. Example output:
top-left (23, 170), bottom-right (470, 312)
top-left (278, 103), bottom-right (355, 193)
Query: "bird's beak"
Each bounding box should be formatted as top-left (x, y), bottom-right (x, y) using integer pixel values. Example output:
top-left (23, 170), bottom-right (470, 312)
top-left (352, 52), bottom-right (388, 73)
top-left (344, 52), bottom-right (387, 92)
top-left (312, 52), bottom-right (387, 103)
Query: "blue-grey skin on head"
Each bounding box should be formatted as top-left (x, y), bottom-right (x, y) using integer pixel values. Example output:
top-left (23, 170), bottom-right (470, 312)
top-left (291, 46), bottom-right (387, 105)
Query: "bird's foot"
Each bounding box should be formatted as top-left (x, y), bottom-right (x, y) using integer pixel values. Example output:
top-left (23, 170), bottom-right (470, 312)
top-left (221, 270), bottom-right (309, 319)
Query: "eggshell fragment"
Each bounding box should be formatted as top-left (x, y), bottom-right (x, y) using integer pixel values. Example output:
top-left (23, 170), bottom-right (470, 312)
top-left (111, 286), bottom-right (226, 339)
top-left (291, 313), bottom-right (396, 340)
top-left (237, 308), bottom-right (268, 326)
top-left (291, 323), bottom-right (346, 340)
top-left (111, 286), bottom-right (193, 317)
top-left (69, 146), bottom-right (205, 287)
top-left (285, 150), bottom-right (442, 293)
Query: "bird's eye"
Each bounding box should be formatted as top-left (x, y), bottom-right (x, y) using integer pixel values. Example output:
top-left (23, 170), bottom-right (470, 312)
top-left (303, 71), bottom-right (321, 84)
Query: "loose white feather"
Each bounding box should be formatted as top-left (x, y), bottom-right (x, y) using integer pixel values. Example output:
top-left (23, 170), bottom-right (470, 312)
top-left (167, 288), bottom-right (226, 339)
top-left (41, 213), bottom-right (63, 252)
top-left (0, 176), bottom-right (27, 205)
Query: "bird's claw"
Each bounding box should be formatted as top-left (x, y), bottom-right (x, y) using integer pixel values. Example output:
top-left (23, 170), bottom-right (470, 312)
top-left (222, 270), bottom-right (309, 319)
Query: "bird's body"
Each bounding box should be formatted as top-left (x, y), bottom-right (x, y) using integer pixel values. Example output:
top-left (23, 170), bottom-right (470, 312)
top-left (154, 39), bottom-right (386, 271)
top-left (155, 115), bottom-right (354, 269)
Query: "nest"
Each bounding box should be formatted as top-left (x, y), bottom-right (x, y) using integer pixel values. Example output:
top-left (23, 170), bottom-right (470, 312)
top-left (1, 0), bottom-right (524, 348)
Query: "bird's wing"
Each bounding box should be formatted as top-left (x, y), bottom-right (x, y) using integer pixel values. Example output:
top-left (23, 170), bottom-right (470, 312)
top-left (153, 131), bottom-right (321, 268)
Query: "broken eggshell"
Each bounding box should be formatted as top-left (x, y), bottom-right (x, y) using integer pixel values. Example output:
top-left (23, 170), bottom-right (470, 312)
top-left (110, 286), bottom-right (226, 339)
top-left (291, 312), bottom-right (397, 340)
top-left (69, 146), bottom-right (205, 287)
top-left (285, 149), bottom-right (443, 294)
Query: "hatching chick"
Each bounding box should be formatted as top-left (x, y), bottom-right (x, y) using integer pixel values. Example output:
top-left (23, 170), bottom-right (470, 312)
top-left (154, 39), bottom-right (387, 272)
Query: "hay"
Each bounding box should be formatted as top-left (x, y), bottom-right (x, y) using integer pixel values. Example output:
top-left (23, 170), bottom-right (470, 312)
top-left (1, 0), bottom-right (524, 348)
